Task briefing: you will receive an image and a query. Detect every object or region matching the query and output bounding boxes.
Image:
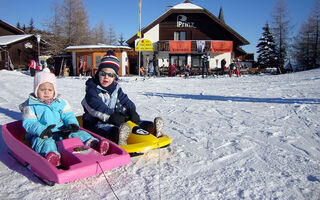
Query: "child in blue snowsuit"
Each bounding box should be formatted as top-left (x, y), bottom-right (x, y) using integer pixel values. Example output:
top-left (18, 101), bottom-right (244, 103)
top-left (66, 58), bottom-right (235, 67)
top-left (20, 68), bottom-right (109, 167)
top-left (81, 50), bottom-right (164, 145)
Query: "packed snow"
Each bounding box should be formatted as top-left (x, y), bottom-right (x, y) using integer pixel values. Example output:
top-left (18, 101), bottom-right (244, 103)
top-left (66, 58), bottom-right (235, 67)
top-left (0, 69), bottom-right (319, 199)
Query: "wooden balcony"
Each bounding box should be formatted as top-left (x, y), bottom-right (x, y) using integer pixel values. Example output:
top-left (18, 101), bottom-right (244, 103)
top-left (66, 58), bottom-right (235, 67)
top-left (156, 40), bottom-right (212, 53)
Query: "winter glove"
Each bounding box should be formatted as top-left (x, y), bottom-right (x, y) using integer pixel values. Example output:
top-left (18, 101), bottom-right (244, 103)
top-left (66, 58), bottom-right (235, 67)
top-left (40, 124), bottom-right (56, 139)
top-left (68, 124), bottom-right (79, 132)
top-left (127, 108), bottom-right (140, 124)
top-left (108, 112), bottom-right (126, 127)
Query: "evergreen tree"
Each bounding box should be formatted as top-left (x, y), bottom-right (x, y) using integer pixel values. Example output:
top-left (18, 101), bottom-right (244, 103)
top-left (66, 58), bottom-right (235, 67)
top-left (16, 22), bottom-right (21, 29)
top-left (28, 18), bottom-right (35, 33)
top-left (256, 22), bottom-right (278, 69)
top-left (118, 33), bottom-right (125, 46)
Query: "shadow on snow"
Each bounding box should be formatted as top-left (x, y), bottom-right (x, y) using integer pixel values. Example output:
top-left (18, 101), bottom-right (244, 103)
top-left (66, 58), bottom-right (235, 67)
top-left (143, 92), bottom-right (320, 105)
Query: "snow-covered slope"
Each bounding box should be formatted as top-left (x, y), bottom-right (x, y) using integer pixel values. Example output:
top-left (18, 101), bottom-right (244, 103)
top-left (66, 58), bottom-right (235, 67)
top-left (0, 69), bottom-right (319, 199)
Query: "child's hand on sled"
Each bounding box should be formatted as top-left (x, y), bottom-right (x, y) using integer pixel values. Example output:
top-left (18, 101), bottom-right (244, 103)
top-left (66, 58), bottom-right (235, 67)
top-left (108, 112), bottom-right (126, 126)
top-left (40, 124), bottom-right (56, 139)
top-left (127, 108), bottom-right (140, 124)
top-left (68, 124), bottom-right (79, 132)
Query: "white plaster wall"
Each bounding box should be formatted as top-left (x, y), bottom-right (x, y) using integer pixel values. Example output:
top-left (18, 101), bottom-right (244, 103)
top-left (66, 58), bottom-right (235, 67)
top-left (121, 51), bottom-right (128, 75)
top-left (157, 51), bottom-right (169, 67)
top-left (143, 24), bottom-right (159, 43)
top-left (209, 53), bottom-right (232, 69)
top-left (187, 55), bottom-right (192, 66)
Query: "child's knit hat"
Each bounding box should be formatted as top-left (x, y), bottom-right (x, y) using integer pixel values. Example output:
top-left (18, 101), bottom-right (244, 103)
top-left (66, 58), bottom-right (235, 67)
top-left (98, 50), bottom-right (120, 74)
top-left (34, 68), bottom-right (57, 98)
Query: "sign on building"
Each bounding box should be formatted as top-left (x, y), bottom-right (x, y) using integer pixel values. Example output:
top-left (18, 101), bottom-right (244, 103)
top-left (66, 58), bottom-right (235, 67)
top-left (135, 39), bottom-right (154, 51)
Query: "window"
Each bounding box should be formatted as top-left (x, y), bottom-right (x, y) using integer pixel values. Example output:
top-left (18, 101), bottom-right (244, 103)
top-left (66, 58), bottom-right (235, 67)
top-left (174, 31), bottom-right (186, 40)
top-left (1, 51), bottom-right (5, 61)
top-left (87, 56), bottom-right (92, 68)
top-left (96, 55), bottom-right (101, 67)
top-left (191, 55), bottom-right (201, 68)
top-left (170, 55), bottom-right (186, 67)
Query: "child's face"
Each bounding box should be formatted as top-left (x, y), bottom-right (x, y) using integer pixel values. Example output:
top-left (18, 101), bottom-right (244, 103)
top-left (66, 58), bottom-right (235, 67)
top-left (37, 82), bottom-right (55, 101)
top-left (98, 68), bottom-right (117, 87)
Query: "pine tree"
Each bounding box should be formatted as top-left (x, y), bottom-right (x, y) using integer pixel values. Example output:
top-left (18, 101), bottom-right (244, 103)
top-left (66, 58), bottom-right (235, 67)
top-left (16, 22), bottom-right (21, 29)
top-left (28, 18), bottom-right (35, 33)
top-left (118, 33), bottom-right (125, 46)
top-left (256, 23), bottom-right (278, 69)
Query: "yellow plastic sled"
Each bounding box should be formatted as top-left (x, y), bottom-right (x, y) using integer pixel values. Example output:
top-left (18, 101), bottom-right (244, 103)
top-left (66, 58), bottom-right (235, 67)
top-left (76, 116), bottom-right (172, 154)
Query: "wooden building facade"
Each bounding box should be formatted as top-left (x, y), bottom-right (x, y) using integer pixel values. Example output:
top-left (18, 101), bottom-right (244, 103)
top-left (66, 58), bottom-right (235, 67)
top-left (65, 45), bottom-right (133, 76)
top-left (0, 20), bottom-right (45, 70)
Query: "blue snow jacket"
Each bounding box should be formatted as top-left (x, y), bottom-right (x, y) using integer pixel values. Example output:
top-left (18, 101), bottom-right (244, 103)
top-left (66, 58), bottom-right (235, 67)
top-left (81, 78), bottom-right (136, 126)
top-left (20, 94), bottom-right (80, 143)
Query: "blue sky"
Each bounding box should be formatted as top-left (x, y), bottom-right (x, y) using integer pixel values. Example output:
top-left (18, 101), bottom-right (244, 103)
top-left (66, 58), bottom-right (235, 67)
top-left (0, 0), bottom-right (316, 58)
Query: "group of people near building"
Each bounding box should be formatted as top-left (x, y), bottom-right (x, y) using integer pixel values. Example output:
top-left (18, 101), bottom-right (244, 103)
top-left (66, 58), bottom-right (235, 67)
top-left (222, 59), bottom-right (242, 77)
top-left (164, 56), bottom-right (242, 78)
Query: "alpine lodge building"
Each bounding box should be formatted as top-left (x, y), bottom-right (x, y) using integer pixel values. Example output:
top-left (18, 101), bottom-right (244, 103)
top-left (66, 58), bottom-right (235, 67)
top-left (126, 0), bottom-right (250, 75)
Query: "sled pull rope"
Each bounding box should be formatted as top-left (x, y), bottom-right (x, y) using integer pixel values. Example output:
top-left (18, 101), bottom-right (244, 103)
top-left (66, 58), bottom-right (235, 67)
top-left (97, 161), bottom-right (120, 200)
top-left (157, 142), bottom-right (161, 200)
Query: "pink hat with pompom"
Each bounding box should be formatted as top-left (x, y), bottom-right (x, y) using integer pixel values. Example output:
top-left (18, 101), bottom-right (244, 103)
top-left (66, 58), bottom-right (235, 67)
top-left (34, 68), bottom-right (57, 98)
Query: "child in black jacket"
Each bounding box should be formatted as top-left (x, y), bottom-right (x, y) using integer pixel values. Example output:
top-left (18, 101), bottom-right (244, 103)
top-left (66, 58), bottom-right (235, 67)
top-left (82, 50), bottom-right (163, 145)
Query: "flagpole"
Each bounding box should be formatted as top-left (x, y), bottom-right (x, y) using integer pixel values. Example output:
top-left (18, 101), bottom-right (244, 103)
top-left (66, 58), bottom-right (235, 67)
top-left (138, 0), bottom-right (141, 76)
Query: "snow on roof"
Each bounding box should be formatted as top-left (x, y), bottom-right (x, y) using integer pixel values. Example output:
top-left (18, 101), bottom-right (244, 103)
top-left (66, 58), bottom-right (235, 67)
top-left (171, 2), bottom-right (203, 10)
top-left (0, 34), bottom-right (33, 46)
top-left (65, 44), bottom-right (132, 50)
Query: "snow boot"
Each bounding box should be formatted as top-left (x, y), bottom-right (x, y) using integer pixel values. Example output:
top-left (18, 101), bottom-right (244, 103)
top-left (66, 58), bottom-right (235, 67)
top-left (86, 138), bottom-right (110, 155)
top-left (95, 139), bottom-right (110, 155)
top-left (46, 152), bottom-right (61, 167)
top-left (153, 117), bottom-right (164, 138)
top-left (118, 123), bottom-right (131, 145)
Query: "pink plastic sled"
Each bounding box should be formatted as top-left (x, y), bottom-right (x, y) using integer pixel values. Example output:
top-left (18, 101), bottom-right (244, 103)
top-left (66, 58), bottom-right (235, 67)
top-left (2, 120), bottom-right (131, 185)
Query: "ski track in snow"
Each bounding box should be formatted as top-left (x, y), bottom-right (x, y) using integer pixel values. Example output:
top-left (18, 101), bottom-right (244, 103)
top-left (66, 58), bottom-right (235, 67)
top-left (0, 69), bottom-right (320, 199)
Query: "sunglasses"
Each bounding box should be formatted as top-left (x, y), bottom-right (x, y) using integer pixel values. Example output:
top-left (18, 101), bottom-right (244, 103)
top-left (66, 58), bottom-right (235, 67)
top-left (99, 71), bottom-right (117, 78)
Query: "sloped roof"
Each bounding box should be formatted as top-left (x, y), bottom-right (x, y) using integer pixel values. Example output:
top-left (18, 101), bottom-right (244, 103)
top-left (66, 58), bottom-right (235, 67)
top-left (0, 34), bottom-right (33, 46)
top-left (0, 20), bottom-right (25, 35)
top-left (65, 44), bottom-right (132, 51)
top-left (126, 1), bottom-right (249, 46)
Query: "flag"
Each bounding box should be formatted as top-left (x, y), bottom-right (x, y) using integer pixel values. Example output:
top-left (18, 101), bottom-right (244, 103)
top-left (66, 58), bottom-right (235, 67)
top-left (137, 0), bottom-right (141, 37)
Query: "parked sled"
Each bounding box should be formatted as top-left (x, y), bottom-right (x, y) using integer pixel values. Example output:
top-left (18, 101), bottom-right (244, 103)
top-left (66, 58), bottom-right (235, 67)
top-left (76, 116), bottom-right (172, 155)
top-left (2, 120), bottom-right (131, 185)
